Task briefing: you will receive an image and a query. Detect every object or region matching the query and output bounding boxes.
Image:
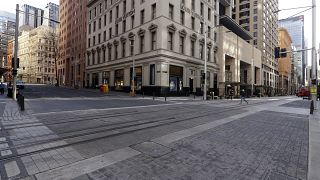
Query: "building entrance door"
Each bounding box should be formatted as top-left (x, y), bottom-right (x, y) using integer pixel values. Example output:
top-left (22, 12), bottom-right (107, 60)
top-left (189, 78), bottom-right (194, 93)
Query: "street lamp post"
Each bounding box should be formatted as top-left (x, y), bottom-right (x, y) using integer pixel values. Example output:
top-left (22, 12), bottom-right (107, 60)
top-left (311, 0), bottom-right (317, 108)
top-left (131, 37), bottom-right (135, 97)
top-left (204, 23), bottom-right (207, 100)
top-left (13, 4), bottom-right (19, 100)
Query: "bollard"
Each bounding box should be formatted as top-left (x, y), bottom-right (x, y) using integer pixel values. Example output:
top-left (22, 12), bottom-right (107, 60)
top-left (310, 100), bottom-right (314, 114)
top-left (153, 92), bottom-right (155, 100)
top-left (165, 92), bottom-right (167, 102)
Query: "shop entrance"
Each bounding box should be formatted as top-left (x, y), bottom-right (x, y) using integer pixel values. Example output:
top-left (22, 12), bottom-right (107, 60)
top-left (169, 65), bottom-right (183, 93)
top-left (115, 69), bottom-right (124, 90)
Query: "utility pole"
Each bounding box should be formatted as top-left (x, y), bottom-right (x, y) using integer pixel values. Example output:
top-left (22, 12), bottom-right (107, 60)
top-left (311, 0), bottom-right (317, 107)
top-left (13, 4), bottom-right (19, 100)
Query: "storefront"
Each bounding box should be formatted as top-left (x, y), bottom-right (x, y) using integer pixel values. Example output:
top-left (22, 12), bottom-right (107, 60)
top-left (114, 69), bottom-right (124, 90)
top-left (130, 66), bottom-right (142, 91)
top-left (169, 65), bottom-right (183, 95)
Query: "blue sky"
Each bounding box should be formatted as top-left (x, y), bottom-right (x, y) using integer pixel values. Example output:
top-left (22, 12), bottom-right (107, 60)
top-left (1, 0), bottom-right (319, 65)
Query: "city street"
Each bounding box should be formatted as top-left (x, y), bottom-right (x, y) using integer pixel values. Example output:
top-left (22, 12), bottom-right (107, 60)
top-left (0, 85), bottom-right (318, 180)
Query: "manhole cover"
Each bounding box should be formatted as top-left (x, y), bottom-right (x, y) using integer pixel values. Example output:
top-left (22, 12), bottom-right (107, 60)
top-left (131, 141), bottom-right (172, 158)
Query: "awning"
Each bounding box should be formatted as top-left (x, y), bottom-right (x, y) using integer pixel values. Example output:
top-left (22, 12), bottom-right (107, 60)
top-left (219, 15), bottom-right (253, 41)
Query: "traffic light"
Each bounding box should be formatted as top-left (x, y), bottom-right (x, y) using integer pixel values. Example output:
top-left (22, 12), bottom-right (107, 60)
top-left (280, 48), bottom-right (287, 58)
top-left (274, 47), bottom-right (280, 58)
top-left (11, 58), bottom-right (19, 68)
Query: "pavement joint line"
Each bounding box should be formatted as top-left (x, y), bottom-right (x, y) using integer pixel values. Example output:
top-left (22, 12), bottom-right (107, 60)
top-left (34, 147), bottom-right (141, 180)
top-left (308, 102), bottom-right (320, 180)
top-left (31, 102), bottom-right (183, 116)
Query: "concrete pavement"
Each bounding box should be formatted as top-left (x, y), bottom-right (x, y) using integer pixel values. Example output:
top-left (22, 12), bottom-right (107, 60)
top-left (0, 85), bottom-right (318, 180)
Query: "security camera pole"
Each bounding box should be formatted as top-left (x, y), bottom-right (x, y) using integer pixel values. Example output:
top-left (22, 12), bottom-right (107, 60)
top-left (13, 4), bottom-right (19, 100)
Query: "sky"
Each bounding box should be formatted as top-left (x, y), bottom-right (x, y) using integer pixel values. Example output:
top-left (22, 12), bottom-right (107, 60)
top-left (0, 0), bottom-right (319, 64)
top-left (279, 0), bottom-right (320, 66)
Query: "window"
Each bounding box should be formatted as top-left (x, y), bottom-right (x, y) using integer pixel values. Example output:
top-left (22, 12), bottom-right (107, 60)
top-left (131, 15), bottom-right (135, 28)
top-left (100, 3), bottom-right (102, 13)
top-left (253, 16), bottom-right (257, 22)
top-left (116, 5), bottom-right (119, 18)
top-left (208, 8), bottom-right (211, 21)
top-left (109, 10), bottom-right (112, 23)
top-left (180, 11), bottom-right (185, 25)
top-left (98, 33), bottom-right (101, 43)
top-left (140, 35), bottom-right (145, 53)
top-left (109, 28), bottom-right (112, 39)
top-left (208, 26), bottom-right (211, 38)
top-left (254, 24), bottom-right (257, 29)
top-left (191, 0), bottom-right (195, 10)
top-left (108, 46), bottom-right (112, 60)
top-left (131, 0), bottom-right (135, 9)
top-left (123, 20), bottom-right (126, 32)
top-left (200, 22), bottom-right (204, 34)
top-left (200, 44), bottom-right (204, 59)
top-left (151, 3), bottom-right (156, 19)
top-left (140, 9), bottom-right (145, 24)
top-left (150, 64), bottom-right (155, 85)
top-left (93, 21), bottom-right (96, 32)
top-left (179, 36), bottom-right (185, 54)
top-left (122, 42), bottom-right (126, 57)
top-left (253, 32), bottom-right (257, 37)
top-left (114, 44), bottom-right (118, 59)
top-left (88, 24), bottom-right (91, 34)
top-left (93, 36), bottom-right (96, 45)
top-left (104, 15), bottom-right (107, 26)
top-left (104, 31), bottom-right (106, 41)
top-left (123, 0), bottom-right (126, 13)
top-left (191, 17), bottom-right (195, 30)
top-left (168, 32), bottom-right (173, 51)
top-left (151, 31), bottom-right (156, 50)
top-left (99, 18), bottom-right (101, 29)
top-left (130, 39), bottom-right (134, 55)
top-left (105, 0), bottom-right (108, 9)
top-left (207, 47), bottom-right (211, 61)
top-left (169, 4), bottom-right (174, 20)
top-left (115, 24), bottom-right (118, 35)
top-left (200, 2), bottom-right (204, 16)
top-left (191, 40), bottom-right (195, 57)
top-left (89, 10), bottom-right (92, 20)
top-left (88, 38), bottom-right (91, 47)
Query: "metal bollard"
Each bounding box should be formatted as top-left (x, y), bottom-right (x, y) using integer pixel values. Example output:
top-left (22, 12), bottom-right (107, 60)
top-left (165, 93), bottom-right (167, 102)
top-left (310, 100), bottom-right (314, 114)
top-left (153, 92), bottom-right (155, 100)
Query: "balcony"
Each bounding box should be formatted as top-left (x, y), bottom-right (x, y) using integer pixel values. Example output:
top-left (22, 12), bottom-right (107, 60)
top-left (220, 0), bottom-right (232, 7)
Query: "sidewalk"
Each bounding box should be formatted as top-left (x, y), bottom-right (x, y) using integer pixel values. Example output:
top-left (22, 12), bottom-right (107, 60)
top-left (308, 100), bottom-right (320, 180)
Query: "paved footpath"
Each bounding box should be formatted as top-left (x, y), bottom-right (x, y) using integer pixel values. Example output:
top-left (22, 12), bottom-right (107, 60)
top-left (0, 96), bottom-right (318, 180)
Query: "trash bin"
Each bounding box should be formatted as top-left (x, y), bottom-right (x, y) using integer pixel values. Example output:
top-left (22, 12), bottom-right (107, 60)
top-left (103, 84), bottom-right (109, 94)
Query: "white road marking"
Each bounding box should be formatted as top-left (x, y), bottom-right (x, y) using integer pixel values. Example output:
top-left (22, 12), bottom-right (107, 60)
top-left (35, 147), bottom-right (140, 180)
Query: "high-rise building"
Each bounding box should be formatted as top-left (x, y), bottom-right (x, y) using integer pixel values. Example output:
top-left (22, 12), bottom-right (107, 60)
top-left (279, 15), bottom-right (305, 86)
top-left (277, 28), bottom-right (293, 95)
top-left (232, 0), bottom-right (279, 96)
top-left (0, 11), bottom-right (15, 68)
top-left (19, 4), bottom-right (44, 28)
top-left (58, 0), bottom-right (87, 88)
top-left (43, 2), bottom-right (59, 29)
